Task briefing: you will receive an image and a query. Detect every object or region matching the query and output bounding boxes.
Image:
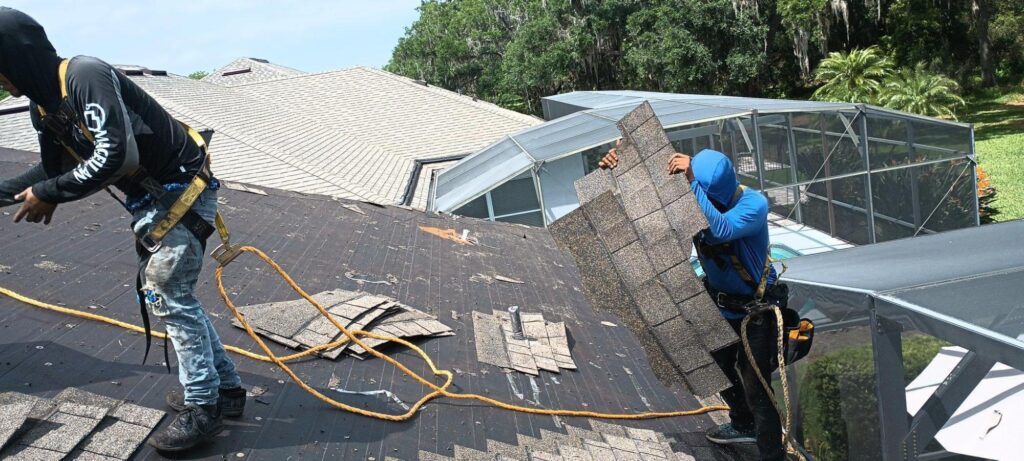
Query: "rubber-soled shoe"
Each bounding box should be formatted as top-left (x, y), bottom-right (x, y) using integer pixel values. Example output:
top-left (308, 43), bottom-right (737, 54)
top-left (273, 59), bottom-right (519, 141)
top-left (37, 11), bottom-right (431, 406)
top-left (148, 404), bottom-right (223, 452)
top-left (166, 387), bottom-right (246, 418)
top-left (706, 423), bottom-right (757, 445)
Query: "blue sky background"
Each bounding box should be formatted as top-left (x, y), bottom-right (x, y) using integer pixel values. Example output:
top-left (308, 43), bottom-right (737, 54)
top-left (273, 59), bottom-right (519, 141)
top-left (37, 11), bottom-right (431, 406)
top-left (4, 1), bottom-right (422, 75)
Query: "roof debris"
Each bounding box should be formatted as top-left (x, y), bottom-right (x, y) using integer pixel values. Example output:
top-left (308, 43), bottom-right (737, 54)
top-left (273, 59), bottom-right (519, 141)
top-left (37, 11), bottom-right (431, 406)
top-left (494, 275), bottom-right (524, 284)
top-left (418, 225), bottom-right (474, 245)
top-left (33, 261), bottom-right (69, 273)
top-left (233, 289), bottom-right (453, 360)
top-left (473, 310), bottom-right (577, 376)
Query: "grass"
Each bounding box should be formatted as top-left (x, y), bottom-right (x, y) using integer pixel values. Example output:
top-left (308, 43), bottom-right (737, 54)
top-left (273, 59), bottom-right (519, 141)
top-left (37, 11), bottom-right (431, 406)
top-left (963, 86), bottom-right (1024, 221)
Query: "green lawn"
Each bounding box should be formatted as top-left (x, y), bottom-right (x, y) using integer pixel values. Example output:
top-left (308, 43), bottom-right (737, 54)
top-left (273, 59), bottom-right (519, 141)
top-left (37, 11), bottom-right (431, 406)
top-left (964, 87), bottom-right (1024, 221)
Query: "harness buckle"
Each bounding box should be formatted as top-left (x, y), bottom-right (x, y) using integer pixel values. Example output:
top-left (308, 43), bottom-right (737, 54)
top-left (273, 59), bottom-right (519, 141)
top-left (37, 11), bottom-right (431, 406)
top-left (139, 234), bottom-right (163, 253)
top-left (211, 242), bottom-right (243, 267)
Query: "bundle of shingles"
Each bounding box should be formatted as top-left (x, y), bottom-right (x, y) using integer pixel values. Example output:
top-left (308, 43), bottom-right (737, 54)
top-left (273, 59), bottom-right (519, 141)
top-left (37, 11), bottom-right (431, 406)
top-left (232, 289), bottom-right (454, 360)
top-left (0, 388), bottom-right (165, 460)
top-left (549, 101), bottom-right (739, 397)
top-left (473, 310), bottom-right (577, 375)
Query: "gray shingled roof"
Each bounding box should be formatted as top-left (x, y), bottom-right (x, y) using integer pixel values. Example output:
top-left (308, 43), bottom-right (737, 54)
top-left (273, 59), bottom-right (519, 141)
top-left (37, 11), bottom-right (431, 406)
top-left (201, 57), bottom-right (306, 86)
top-left (0, 61), bottom-right (538, 207)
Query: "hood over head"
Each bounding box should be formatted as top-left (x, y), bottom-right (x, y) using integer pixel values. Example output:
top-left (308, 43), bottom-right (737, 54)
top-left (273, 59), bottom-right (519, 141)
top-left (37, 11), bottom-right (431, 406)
top-left (0, 7), bottom-right (62, 111)
top-left (692, 149), bottom-right (740, 208)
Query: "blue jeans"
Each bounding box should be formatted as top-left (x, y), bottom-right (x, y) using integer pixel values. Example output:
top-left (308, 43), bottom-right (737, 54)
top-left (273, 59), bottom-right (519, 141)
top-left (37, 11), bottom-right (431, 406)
top-left (133, 189), bottom-right (241, 406)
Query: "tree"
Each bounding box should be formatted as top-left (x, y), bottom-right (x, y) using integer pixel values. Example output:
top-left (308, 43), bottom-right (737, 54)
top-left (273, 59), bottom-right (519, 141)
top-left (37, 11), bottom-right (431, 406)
top-left (811, 46), bottom-right (892, 103)
top-left (973, 0), bottom-right (995, 86)
top-left (878, 63), bottom-right (965, 118)
top-left (188, 70), bottom-right (210, 80)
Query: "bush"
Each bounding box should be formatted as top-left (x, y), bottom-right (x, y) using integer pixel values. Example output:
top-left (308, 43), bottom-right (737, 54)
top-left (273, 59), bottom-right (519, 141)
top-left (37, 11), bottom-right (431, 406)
top-left (799, 335), bottom-right (948, 461)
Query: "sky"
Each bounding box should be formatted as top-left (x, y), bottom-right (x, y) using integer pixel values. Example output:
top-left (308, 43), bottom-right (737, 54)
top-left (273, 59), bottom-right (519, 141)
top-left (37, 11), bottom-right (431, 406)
top-left (4, 1), bottom-right (422, 75)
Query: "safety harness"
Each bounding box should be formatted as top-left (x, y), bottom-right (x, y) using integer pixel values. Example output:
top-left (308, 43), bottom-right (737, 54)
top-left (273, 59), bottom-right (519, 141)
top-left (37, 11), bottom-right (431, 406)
top-left (36, 59), bottom-right (242, 370)
top-left (694, 185), bottom-right (814, 363)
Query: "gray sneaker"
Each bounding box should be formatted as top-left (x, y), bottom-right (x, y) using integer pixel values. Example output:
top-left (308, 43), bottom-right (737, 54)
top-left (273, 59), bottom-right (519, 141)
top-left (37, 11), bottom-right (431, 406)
top-left (706, 423), bottom-right (757, 445)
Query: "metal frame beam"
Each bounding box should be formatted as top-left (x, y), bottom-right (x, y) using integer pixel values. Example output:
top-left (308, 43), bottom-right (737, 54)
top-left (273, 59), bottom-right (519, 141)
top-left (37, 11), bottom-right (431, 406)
top-left (902, 351), bottom-right (996, 459)
top-left (870, 306), bottom-right (910, 461)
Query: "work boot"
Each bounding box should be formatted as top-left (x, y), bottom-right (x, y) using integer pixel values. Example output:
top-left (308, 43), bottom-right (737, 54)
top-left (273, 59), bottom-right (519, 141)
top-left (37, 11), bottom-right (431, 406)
top-left (706, 423), bottom-right (757, 445)
top-left (166, 387), bottom-right (246, 418)
top-left (147, 403), bottom-right (223, 452)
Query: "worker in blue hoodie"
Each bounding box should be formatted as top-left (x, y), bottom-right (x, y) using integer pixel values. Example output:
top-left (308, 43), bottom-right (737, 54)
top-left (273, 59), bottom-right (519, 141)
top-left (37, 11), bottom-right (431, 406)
top-left (601, 145), bottom-right (785, 461)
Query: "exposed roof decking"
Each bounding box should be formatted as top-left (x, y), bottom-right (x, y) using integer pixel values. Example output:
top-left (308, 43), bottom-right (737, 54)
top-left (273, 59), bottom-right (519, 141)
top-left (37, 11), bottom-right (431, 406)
top-left (0, 149), bottom-right (742, 460)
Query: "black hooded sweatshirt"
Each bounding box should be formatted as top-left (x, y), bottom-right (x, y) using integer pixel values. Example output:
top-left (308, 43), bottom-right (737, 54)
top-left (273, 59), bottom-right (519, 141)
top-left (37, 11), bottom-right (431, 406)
top-left (0, 7), bottom-right (206, 205)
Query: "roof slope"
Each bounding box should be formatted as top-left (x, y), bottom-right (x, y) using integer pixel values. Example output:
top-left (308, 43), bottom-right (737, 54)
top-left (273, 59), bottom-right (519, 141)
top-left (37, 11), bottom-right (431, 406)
top-left (0, 148), bottom-right (744, 460)
top-left (0, 62), bottom-right (538, 208)
top-left (236, 67), bottom-right (538, 161)
top-left (202, 57), bottom-right (306, 86)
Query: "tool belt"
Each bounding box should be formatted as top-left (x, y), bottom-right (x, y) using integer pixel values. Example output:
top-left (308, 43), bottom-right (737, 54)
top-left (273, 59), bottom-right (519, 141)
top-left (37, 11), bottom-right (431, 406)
top-left (38, 59), bottom-right (242, 371)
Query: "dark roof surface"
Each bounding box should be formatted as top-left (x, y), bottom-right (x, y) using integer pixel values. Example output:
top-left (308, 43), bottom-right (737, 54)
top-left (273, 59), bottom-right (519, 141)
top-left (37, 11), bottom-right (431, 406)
top-left (0, 149), bottom-right (745, 460)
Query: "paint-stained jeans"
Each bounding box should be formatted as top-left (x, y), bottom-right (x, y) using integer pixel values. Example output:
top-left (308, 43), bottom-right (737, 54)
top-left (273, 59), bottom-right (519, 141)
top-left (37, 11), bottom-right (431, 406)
top-left (133, 189), bottom-right (241, 406)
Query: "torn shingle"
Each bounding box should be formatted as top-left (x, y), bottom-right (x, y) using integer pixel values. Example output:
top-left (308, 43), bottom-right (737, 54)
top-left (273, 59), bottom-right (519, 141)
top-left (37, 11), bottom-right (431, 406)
top-left (583, 191), bottom-right (637, 253)
top-left (663, 193), bottom-right (708, 242)
top-left (683, 362), bottom-right (733, 397)
top-left (659, 263), bottom-right (704, 304)
top-left (472, 311), bottom-right (511, 369)
top-left (612, 140), bottom-right (642, 177)
top-left (633, 210), bottom-right (686, 274)
top-left (615, 164), bottom-right (661, 221)
top-left (651, 317), bottom-right (712, 375)
top-left (645, 145), bottom-right (690, 207)
top-left (0, 403), bottom-right (33, 450)
top-left (679, 294), bottom-right (736, 352)
top-left (610, 241), bottom-right (655, 290)
top-left (631, 279), bottom-right (680, 328)
top-left (573, 168), bottom-right (616, 205)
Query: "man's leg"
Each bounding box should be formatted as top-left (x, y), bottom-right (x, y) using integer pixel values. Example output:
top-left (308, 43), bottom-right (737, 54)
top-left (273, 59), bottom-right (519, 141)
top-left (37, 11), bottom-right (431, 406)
top-left (706, 317), bottom-right (758, 444)
top-left (135, 210), bottom-right (224, 451)
top-left (736, 313), bottom-right (785, 461)
top-left (203, 314), bottom-right (242, 390)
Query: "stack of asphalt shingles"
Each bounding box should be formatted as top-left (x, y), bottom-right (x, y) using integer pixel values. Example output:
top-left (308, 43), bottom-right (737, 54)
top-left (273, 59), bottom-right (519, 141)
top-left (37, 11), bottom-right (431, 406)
top-left (0, 388), bottom-right (165, 460)
top-left (234, 289), bottom-right (453, 360)
top-left (473, 310), bottom-right (577, 375)
top-left (549, 102), bottom-right (736, 397)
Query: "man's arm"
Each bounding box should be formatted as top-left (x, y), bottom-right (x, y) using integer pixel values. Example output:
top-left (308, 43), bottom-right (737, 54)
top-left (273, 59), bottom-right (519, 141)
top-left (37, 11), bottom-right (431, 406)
top-left (0, 163), bottom-right (46, 208)
top-left (31, 59), bottom-right (139, 204)
top-left (691, 183), bottom-right (766, 243)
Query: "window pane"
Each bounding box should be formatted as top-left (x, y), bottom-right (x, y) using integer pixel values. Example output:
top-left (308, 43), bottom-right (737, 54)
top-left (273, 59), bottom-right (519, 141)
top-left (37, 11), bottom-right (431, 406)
top-left (454, 194), bottom-right (489, 219)
top-left (867, 115), bottom-right (913, 168)
top-left (758, 121), bottom-right (795, 188)
top-left (496, 211), bottom-right (544, 227)
top-left (490, 172), bottom-right (540, 216)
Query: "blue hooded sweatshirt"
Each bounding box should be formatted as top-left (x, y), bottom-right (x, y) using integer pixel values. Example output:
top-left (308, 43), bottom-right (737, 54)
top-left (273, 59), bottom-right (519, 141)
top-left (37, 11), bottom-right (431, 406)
top-left (689, 149), bottom-right (776, 319)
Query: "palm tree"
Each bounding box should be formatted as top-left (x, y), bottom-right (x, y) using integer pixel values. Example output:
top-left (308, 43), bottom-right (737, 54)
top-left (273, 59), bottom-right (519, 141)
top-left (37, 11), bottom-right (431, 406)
top-left (878, 63), bottom-right (966, 119)
top-left (811, 46), bottom-right (892, 103)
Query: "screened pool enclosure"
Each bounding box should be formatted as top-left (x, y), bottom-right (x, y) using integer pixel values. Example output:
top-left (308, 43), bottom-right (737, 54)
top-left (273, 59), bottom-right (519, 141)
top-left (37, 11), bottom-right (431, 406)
top-left (430, 91), bottom-right (978, 244)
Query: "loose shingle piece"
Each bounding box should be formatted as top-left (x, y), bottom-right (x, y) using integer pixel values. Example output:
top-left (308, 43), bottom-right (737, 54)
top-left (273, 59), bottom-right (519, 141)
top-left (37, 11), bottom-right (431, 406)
top-left (233, 290), bottom-right (453, 360)
top-left (0, 389), bottom-right (165, 461)
top-left (549, 101), bottom-right (738, 397)
top-left (471, 310), bottom-right (577, 375)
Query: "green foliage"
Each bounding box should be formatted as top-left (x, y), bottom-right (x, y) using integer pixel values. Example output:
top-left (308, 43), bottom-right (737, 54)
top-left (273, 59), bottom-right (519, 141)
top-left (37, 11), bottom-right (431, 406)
top-left (811, 47), bottom-right (892, 103)
top-left (0, 89), bottom-right (8, 100)
top-left (965, 86), bottom-right (1024, 221)
top-left (799, 335), bottom-right (948, 461)
top-left (879, 63), bottom-right (965, 119)
top-left (188, 70), bottom-right (210, 80)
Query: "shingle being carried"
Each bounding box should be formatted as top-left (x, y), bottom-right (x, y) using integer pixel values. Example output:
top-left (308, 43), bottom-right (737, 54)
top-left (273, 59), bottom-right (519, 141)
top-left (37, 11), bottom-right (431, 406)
top-left (549, 101), bottom-right (737, 397)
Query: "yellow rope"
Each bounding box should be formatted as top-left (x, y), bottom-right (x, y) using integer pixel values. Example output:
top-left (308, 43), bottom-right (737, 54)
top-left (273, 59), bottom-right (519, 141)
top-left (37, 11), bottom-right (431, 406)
top-left (0, 245), bottom-right (728, 421)
top-left (741, 306), bottom-right (805, 461)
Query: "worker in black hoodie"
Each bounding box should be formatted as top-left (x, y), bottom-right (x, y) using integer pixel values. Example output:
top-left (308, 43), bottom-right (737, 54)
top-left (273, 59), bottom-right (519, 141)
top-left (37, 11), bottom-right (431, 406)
top-left (0, 7), bottom-right (245, 452)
